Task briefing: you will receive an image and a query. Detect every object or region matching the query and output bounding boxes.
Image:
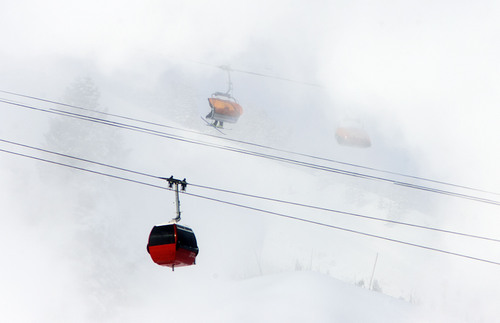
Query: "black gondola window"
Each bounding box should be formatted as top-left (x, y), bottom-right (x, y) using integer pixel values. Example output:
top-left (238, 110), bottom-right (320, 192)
top-left (148, 225), bottom-right (176, 246)
top-left (176, 225), bottom-right (199, 253)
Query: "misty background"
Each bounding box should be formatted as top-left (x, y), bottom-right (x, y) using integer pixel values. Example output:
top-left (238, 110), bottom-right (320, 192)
top-left (1, 1), bottom-right (499, 322)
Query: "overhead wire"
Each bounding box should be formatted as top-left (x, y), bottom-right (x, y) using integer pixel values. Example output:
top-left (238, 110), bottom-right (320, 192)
top-left (188, 182), bottom-right (500, 243)
top-left (174, 58), bottom-right (325, 87)
top-left (0, 148), bottom-right (165, 190)
top-left (1, 96), bottom-right (499, 207)
top-left (1, 89), bottom-right (498, 197)
top-left (229, 66), bottom-right (323, 87)
top-left (1, 137), bottom-right (500, 244)
top-left (184, 191), bottom-right (500, 267)
top-left (0, 143), bottom-right (499, 267)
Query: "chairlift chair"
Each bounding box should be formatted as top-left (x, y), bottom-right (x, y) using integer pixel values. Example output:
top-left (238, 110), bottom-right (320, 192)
top-left (205, 65), bottom-right (243, 127)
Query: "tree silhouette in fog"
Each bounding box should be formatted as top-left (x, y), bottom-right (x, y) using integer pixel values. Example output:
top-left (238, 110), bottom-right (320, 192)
top-left (45, 77), bottom-right (125, 171)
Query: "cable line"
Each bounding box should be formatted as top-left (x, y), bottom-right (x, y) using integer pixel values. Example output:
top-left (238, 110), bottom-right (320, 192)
top-left (0, 138), bottom-right (158, 179)
top-left (1, 97), bottom-right (500, 207)
top-left (0, 148), bottom-right (165, 190)
top-left (189, 183), bottom-right (500, 243)
top-left (0, 145), bottom-right (499, 267)
top-left (1, 137), bottom-right (499, 244)
top-left (230, 66), bottom-right (323, 87)
top-left (1, 89), bottom-right (498, 197)
top-left (174, 58), bottom-right (324, 87)
top-left (183, 191), bottom-right (500, 267)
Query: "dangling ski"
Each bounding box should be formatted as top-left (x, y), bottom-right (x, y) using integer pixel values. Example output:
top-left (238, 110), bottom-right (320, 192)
top-left (200, 116), bottom-right (226, 135)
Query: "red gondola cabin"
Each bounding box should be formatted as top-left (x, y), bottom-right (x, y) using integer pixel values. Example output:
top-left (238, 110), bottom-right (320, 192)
top-left (147, 223), bottom-right (199, 270)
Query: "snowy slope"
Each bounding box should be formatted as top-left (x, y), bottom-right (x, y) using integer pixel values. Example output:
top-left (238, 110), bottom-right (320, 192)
top-left (115, 271), bottom-right (456, 323)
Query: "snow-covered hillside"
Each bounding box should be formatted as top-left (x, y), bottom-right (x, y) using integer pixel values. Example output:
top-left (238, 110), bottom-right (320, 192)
top-left (118, 271), bottom-right (457, 323)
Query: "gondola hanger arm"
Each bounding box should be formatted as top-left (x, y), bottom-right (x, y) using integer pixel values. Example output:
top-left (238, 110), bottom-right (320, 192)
top-left (159, 176), bottom-right (188, 223)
